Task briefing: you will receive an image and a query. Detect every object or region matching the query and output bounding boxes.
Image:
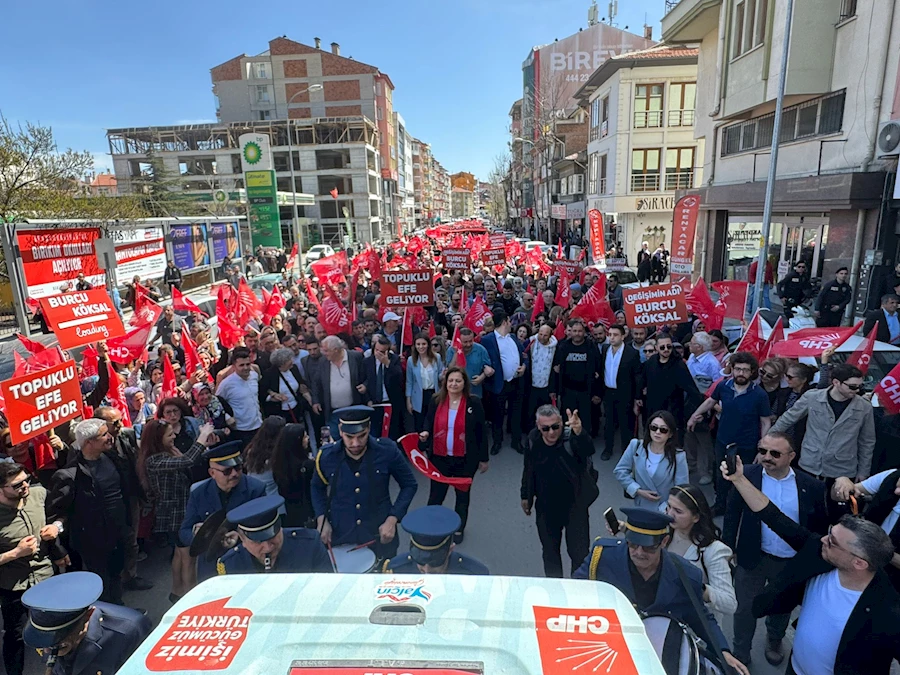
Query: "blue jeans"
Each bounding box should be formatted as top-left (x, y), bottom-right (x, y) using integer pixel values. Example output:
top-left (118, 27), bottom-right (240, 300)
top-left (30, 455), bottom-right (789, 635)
top-left (747, 283), bottom-right (772, 312)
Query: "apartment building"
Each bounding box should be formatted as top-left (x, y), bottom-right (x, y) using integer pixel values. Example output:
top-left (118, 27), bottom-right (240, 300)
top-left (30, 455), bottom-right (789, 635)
top-left (412, 138), bottom-right (434, 228)
top-left (576, 44), bottom-right (700, 258)
top-left (451, 188), bottom-right (475, 219)
top-left (433, 162), bottom-right (451, 222)
top-left (507, 99), bottom-right (528, 228)
top-left (395, 112), bottom-right (415, 235)
top-left (663, 0), bottom-right (900, 311)
top-left (451, 172), bottom-right (476, 191)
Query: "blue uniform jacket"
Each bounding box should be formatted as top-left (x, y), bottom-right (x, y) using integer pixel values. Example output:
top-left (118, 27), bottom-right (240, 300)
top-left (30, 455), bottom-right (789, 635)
top-left (51, 602), bottom-right (151, 675)
top-left (216, 528), bottom-right (333, 574)
top-left (479, 331), bottom-right (524, 395)
top-left (382, 550), bottom-right (490, 575)
top-left (179, 474), bottom-right (266, 578)
top-left (573, 538), bottom-right (729, 655)
top-left (310, 437), bottom-right (417, 545)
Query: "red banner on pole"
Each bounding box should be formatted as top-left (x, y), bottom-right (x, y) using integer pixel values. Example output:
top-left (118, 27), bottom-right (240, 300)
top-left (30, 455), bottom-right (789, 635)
top-left (441, 248), bottom-right (470, 270)
top-left (481, 247), bottom-right (506, 267)
top-left (588, 209), bottom-right (606, 262)
top-left (380, 269), bottom-right (435, 308)
top-left (621, 282), bottom-right (689, 327)
top-left (1, 360), bottom-right (83, 445)
top-left (670, 195), bottom-right (700, 275)
top-left (38, 289), bottom-right (125, 349)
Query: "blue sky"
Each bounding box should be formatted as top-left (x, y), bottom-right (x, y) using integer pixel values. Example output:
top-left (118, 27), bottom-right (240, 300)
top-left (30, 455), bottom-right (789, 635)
top-left (1, 0), bottom-right (662, 180)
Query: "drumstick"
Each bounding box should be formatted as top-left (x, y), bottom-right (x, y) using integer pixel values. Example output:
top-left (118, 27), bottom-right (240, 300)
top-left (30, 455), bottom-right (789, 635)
top-left (347, 540), bottom-right (376, 552)
top-left (326, 543), bottom-right (338, 573)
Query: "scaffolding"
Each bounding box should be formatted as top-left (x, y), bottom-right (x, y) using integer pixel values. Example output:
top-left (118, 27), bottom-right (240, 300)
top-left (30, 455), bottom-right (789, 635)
top-left (107, 117), bottom-right (378, 156)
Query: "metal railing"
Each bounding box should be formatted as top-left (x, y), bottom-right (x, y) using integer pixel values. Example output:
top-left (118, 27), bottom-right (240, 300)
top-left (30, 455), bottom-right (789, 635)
top-left (665, 170), bottom-right (695, 190)
top-left (633, 111), bottom-right (664, 128)
top-left (598, 178), bottom-right (608, 194)
top-left (668, 109), bottom-right (695, 127)
top-left (631, 174), bottom-right (661, 192)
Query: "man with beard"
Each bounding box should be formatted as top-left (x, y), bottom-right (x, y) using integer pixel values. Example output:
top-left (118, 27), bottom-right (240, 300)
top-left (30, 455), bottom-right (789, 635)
top-left (553, 320), bottom-right (601, 433)
top-left (643, 333), bottom-right (704, 432)
top-left (629, 326), bottom-right (649, 363)
top-left (689, 351), bottom-right (772, 515)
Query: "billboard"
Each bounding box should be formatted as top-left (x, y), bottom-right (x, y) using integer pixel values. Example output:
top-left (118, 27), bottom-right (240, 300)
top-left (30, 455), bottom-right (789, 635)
top-left (16, 228), bottom-right (104, 298)
top-left (113, 227), bottom-right (167, 285)
top-left (210, 222), bottom-right (242, 262)
top-left (170, 224), bottom-right (210, 271)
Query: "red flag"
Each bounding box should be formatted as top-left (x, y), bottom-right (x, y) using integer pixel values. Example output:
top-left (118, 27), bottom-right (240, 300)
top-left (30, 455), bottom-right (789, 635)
top-left (875, 358), bottom-right (900, 413)
top-left (761, 316), bottom-right (784, 360)
top-left (320, 284), bottom-right (351, 335)
top-left (349, 267), bottom-right (361, 322)
top-left (181, 323), bottom-right (201, 376)
top-left (81, 345), bottom-right (99, 380)
top-left (711, 280), bottom-right (749, 321)
top-left (399, 434), bottom-right (473, 491)
top-left (105, 360), bottom-right (132, 428)
top-left (131, 296), bottom-right (163, 329)
top-left (305, 283), bottom-right (322, 312)
top-left (553, 319), bottom-right (567, 341)
top-left (286, 243), bottom-right (298, 272)
top-left (260, 287), bottom-right (272, 309)
top-left (160, 353), bottom-right (178, 403)
top-left (554, 271), bottom-right (571, 307)
top-left (401, 309), bottom-right (414, 347)
top-left (330, 187), bottom-right (339, 200)
top-left (463, 296), bottom-right (491, 334)
top-left (771, 322), bottom-right (862, 358)
top-left (557, 238), bottom-right (564, 259)
top-left (15, 333), bottom-right (46, 354)
top-left (262, 285), bottom-right (286, 325)
top-left (531, 288), bottom-right (545, 322)
top-left (171, 287), bottom-right (207, 317)
top-left (427, 320), bottom-right (436, 339)
top-left (685, 278), bottom-right (723, 331)
top-left (310, 252), bottom-right (349, 287)
top-left (449, 324), bottom-right (466, 368)
top-left (107, 323), bottom-right (153, 364)
top-left (217, 312), bottom-right (243, 350)
top-left (13, 347), bottom-right (64, 376)
top-left (848, 322), bottom-right (878, 374)
top-left (237, 278), bottom-right (264, 324)
top-left (571, 279), bottom-right (615, 327)
top-left (375, 404), bottom-right (392, 438)
top-left (735, 311), bottom-right (764, 360)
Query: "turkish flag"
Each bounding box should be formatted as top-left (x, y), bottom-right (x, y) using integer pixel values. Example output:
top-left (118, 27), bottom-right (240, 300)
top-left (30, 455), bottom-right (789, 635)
top-left (399, 434), bottom-right (473, 491)
top-left (159, 353), bottom-right (178, 404)
top-left (286, 243), bottom-right (298, 272)
top-left (107, 323), bottom-right (153, 364)
top-left (531, 288), bottom-right (545, 322)
top-left (554, 271), bottom-right (571, 307)
top-left (15, 333), bottom-right (46, 354)
top-left (171, 287), bottom-right (207, 317)
top-left (735, 311), bottom-right (764, 360)
top-left (181, 323), bottom-right (201, 376)
top-left (711, 280), bottom-right (749, 321)
top-left (685, 278), bottom-right (723, 331)
top-left (449, 325), bottom-right (466, 368)
top-left (848, 322), bottom-right (878, 374)
top-left (771, 322), bottom-right (861, 358)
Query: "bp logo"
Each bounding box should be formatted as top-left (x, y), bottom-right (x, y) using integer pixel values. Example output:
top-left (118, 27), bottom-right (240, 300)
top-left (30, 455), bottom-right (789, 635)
top-left (243, 141), bottom-right (262, 165)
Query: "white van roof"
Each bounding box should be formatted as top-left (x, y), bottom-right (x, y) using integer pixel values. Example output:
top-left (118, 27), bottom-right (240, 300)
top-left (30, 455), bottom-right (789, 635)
top-left (120, 573), bottom-right (665, 674)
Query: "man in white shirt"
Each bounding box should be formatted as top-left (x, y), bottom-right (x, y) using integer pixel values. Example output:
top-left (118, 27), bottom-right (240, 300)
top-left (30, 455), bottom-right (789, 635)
top-left (724, 432), bottom-right (829, 667)
top-left (215, 347), bottom-right (263, 446)
top-left (527, 325), bottom-right (557, 431)
top-left (481, 310), bottom-right (525, 455)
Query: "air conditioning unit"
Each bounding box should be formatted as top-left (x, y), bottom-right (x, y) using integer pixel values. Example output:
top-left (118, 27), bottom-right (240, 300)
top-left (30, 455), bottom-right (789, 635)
top-left (877, 120), bottom-right (900, 158)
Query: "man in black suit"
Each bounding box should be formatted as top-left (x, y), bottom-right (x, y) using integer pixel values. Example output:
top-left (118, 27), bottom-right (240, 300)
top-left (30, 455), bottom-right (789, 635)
top-left (310, 335), bottom-right (366, 439)
top-left (722, 453), bottom-right (900, 675)
top-left (724, 431), bottom-right (828, 667)
top-left (364, 334), bottom-right (405, 439)
top-left (862, 293), bottom-right (899, 345)
top-left (598, 324), bottom-right (643, 460)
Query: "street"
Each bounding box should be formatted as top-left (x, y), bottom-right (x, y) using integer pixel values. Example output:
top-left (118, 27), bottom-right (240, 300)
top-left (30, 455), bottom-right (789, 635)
top-left (19, 434), bottom-right (788, 675)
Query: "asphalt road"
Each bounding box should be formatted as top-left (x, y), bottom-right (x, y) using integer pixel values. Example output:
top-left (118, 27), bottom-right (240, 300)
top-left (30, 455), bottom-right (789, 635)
top-left (16, 432), bottom-right (793, 675)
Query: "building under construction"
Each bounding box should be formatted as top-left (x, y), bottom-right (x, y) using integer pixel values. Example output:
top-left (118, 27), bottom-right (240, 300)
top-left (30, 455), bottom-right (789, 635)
top-left (107, 116), bottom-right (383, 247)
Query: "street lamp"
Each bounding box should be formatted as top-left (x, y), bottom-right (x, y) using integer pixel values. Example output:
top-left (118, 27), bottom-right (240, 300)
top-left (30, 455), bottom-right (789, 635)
top-left (286, 83), bottom-right (323, 275)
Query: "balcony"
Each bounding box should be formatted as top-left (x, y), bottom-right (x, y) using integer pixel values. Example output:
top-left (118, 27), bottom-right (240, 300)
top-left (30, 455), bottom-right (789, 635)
top-left (631, 174), bottom-right (661, 192)
top-left (662, 0), bottom-right (722, 43)
top-left (665, 170), bottom-right (695, 191)
top-left (668, 109), bottom-right (695, 127)
top-left (598, 178), bottom-right (608, 195)
top-left (634, 111), bottom-right (664, 129)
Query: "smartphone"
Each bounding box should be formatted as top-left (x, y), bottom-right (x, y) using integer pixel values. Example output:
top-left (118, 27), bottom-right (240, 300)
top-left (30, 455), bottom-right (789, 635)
top-left (604, 507), bottom-right (620, 534)
top-left (725, 442), bottom-right (738, 476)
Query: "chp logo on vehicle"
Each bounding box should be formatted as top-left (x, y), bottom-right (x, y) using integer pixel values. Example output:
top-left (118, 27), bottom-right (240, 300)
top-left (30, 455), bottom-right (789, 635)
top-left (146, 597), bottom-right (252, 671)
top-left (375, 578), bottom-right (432, 604)
top-left (533, 606), bottom-right (638, 675)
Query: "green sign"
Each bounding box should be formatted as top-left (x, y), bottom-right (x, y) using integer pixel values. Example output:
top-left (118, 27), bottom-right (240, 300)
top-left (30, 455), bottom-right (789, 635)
top-left (244, 170), bottom-right (281, 247)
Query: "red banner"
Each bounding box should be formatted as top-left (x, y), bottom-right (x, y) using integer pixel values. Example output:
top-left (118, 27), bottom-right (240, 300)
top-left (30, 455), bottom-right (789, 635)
top-left (441, 248), bottom-right (470, 270)
top-left (16, 227), bottom-right (104, 298)
top-left (588, 209), bottom-right (606, 262)
top-left (1, 360), bottom-right (82, 445)
top-left (621, 282), bottom-right (689, 327)
top-left (533, 606), bottom-right (638, 675)
top-left (290, 670), bottom-right (479, 675)
top-left (38, 289), bottom-right (125, 349)
top-left (552, 259), bottom-right (583, 277)
top-left (670, 195), bottom-right (700, 274)
top-left (399, 434), bottom-right (472, 492)
top-left (685, 278), bottom-right (723, 331)
top-left (380, 269), bottom-right (434, 308)
top-left (145, 598), bottom-right (251, 672)
top-left (481, 247), bottom-right (506, 267)
top-left (770, 322), bottom-right (861, 358)
top-left (489, 233), bottom-right (506, 248)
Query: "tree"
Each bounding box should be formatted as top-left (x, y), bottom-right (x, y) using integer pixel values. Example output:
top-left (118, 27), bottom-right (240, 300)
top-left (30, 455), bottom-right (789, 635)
top-left (487, 152), bottom-right (511, 226)
top-left (129, 151), bottom-right (207, 218)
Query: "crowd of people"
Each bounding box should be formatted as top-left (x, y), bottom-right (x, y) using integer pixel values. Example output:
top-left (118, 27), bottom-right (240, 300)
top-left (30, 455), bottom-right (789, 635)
top-left (1, 228), bottom-right (899, 675)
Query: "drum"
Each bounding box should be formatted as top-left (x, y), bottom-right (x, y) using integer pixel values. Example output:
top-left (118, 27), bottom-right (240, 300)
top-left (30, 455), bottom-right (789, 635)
top-left (332, 544), bottom-right (377, 573)
top-left (641, 614), bottom-right (725, 675)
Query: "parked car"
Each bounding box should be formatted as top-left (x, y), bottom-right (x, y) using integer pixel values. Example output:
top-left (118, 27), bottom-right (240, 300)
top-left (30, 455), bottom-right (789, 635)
top-left (305, 244), bottom-right (335, 263)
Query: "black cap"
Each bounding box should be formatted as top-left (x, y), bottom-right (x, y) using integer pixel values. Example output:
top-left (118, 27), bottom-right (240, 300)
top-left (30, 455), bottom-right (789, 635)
top-left (401, 506), bottom-right (460, 566)
top-left (621, 507), bottom-right (673, 547)
top-left (203, 441), bottom-right (243, 467)
top-left (335, 405), bottom-right (374, 435)
top-left (227, 495), bottom-right (284, 542)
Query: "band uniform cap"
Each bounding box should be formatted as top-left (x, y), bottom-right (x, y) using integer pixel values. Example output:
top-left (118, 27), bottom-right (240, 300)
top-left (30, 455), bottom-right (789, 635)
top-left (401, 505), bottom-right (460, 567)
top-left (22, 572), bottom-right (103, 649)
top-left (382, 311), bottom-right (402, 322)
top-left (335, 405), bottom-right (375, 435)
top-left (227, 495), bottom-right (284, 542)
top-left (621, 507), bottom-right (673, 547)
top-left (203, 441), bottom-right (244, 467)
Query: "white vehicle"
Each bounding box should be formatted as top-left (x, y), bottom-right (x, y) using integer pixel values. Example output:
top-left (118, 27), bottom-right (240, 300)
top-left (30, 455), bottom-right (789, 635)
top-left (118, 574), bottom-right (667, 675)
top-left (525, 240), bottom-right (553, 255)
top-left (305, 244), bottom-right (335, 263)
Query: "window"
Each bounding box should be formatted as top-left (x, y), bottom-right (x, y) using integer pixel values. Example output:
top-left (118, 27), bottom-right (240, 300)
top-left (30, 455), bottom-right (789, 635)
top-left (665, 148), bottom-right (695, 190)
top-left (601, 96), bottom-right (610, 137)
top-left (668, 83), bottom-right (696, 126)
top-left (733, 0), bottom-right (767, 58)
top-left (840, 0), bottom-right (857, 19)
top-left (376, 106), bottom-right (383, 121)
top-left (599, 155), bottom-right (608, 194)
top-left (634, 85), bottom-right (664, 128)
top-left (588, 152), bottom-right (599, 194)
top-left (254, 63), bottom-right (269, 79)
top-left (258, 110), bottom-right (272, 121)
top-left (720, 90), bottom-right (846, 156)
top-left (590, 99), bottom-right (600, 141)
top-left (256, 85), bottom-right (270, 103)
top-left (733, 2), bottom-right (745, 58)
top-left (631, 149), bottom-right (661, 192)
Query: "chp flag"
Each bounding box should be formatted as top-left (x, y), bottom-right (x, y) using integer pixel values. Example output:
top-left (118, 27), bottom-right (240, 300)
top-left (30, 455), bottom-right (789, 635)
top-left (379, 269), bottom-right (435, 308)
top-left (622, 282), bottom-right (689, 328)
top-left (770, 322), bottom-right (861, 358)
top-left (441, 248), bottom-right (471, 270)
top-left (1, 360), bottom-right (83, 445)
top-left (670, 195), bottom-right (700, 275)
top-left (875, 355), bottom-right (900, 413)
top-left (38, 289), bottom-right (126, 350)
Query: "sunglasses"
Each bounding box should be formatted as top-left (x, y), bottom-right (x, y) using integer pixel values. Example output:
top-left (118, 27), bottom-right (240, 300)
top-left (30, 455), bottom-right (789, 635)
top-left (431, 342), bottom-right (441, 347)
top-left (627, 541), bottom-right (663, 552)
top-left (841, 382), bottom-right (862, 391)
top-left (757, 447), bottom-right (785, 459)
top-left (761, 370), bottom-right (778, 378)
top-left (649, 424), bottom-right (670, 434)
top-left (539, 423), bottom-right (562, 432)
top-left (3, 478), bottom-right (29, 491)
top-left (211, 465), bottom-right (244, 476)
top-left (826, 524), bottom-right (869, 563)
top-left (658, 344), bottom-right (673, 351)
